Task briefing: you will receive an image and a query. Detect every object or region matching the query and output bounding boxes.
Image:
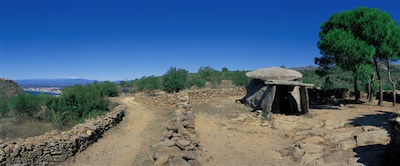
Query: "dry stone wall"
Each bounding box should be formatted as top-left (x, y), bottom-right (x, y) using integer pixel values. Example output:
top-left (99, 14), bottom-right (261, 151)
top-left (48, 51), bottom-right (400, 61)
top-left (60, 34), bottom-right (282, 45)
top-left (0, 105), bottom-right (126, 166)
top-left (153, 93), bottom-right (201, 166)
top-left (135, 88), bottom-right (245, 106)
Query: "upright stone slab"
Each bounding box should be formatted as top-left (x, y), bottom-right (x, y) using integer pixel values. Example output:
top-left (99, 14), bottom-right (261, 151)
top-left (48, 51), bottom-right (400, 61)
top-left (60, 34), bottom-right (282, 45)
top-left (290, 86), bottom-right (302, 113)
top-left (261, 85), bottom-right (276, 118)
top-left (300, 86), bottom-right (309, 114)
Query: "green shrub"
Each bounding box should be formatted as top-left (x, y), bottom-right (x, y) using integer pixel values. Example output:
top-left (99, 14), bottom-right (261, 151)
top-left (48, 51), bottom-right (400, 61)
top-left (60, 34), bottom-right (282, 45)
top-left (136, 76), bottom-right (160, 91)
top-left (227, 70), bottom-right (251, 87)
top-left (95, 81), bottom-right (119, 97)
top-left (0, 99), bottom-right (10, 116)
top-left (198, 66), bottom-right (222, 88)
top-left (187, 74), bottom-right (206, 89)
top-left (45, 82), bottom-right (112, 129)
top-left (162, 67), bottom-right (188, 93)
top-left (9, 93), bottom-right (42, 118)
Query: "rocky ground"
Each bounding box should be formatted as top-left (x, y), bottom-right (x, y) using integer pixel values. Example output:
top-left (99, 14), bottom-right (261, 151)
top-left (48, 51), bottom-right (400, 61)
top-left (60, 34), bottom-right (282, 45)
top-left (194, 96), bottom-right (398, 166)
top-left (61, 92), bottom-right (398, 166)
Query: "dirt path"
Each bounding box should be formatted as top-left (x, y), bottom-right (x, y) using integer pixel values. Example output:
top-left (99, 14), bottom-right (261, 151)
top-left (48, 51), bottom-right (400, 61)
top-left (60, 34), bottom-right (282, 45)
top-left (64, 97), bottom-right (159, 166)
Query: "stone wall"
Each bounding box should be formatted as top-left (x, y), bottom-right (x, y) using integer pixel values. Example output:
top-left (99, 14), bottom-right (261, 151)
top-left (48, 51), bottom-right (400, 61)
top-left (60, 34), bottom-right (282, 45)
top-left (0, 105), bottom-right (126, 165)
top-left (153, 93), bottom-right (201, 166)
top-left (389, 116), bottom-right (400, 165)
top-left (135, 88), bottom-right (245, 106)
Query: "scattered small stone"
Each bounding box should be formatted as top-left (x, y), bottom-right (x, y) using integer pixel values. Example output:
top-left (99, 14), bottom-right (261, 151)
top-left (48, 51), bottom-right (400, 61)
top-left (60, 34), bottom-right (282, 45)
top-left (261, 122), bottom-right (270, 127)
top-left (169, 156), bottom-right (190, 166)
top-left (158, 140), bottom-right (175, 147)
top-left (154, 155), bottom-right (169, 166)
top-left (270, 150), bottom-right (282, 159)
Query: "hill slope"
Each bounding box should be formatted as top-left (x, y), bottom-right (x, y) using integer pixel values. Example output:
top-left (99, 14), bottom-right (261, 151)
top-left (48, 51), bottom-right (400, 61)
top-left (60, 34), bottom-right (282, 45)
top-left (0, 78), bottom-right (24, 100)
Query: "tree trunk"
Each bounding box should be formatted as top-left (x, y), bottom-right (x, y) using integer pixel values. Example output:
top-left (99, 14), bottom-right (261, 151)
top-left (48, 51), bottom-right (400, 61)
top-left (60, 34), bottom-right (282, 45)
top-left (374, 58), bottom-right (383, 106)
top-left (386, 59), bottom-right (396, 106)
top-left (368, 73), bottom-right (375, 102)
top-left (354, 75), bottom-right (360, 102)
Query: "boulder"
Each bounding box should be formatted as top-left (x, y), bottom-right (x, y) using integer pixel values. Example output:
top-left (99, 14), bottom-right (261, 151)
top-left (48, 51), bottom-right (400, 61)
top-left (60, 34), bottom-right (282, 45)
top-left (246, 67), bottom-right (302, 81)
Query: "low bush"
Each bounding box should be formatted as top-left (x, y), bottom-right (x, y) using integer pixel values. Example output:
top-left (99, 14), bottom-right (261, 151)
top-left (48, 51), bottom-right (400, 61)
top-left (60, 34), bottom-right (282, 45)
top-left (186, 74), bottom-right (206, 89)
top-left (225, 70), bottom-right (251, 87)
top-left (45, 83), bottom-right (113, 129)
top-left (9, 93), bottom-right (42, 119)
top-left (0, 99), bottom-right (9, 116)
top-left (136, 76), bottom-right (160, 92)
top-left (163, 67), bottom-right (188, 93)
top-left (198, 66), bottom-right (222, 88)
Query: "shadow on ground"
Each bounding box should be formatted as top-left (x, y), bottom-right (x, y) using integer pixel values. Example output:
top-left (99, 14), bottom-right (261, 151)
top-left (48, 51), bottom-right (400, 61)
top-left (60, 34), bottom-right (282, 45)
top-left (349, 110), bottom-right (395, 130)
top-left (310, 99), bottom-right (364, 110)
top-left (349, 111), bottom-right (396, 166)
top-left (353, 144), bottom-right (392, 166)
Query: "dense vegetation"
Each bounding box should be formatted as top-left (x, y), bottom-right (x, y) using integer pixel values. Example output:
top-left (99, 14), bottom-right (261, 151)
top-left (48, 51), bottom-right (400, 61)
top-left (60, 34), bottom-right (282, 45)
top-left (316, 7), bottom-right (400, 104)
top-left (0, 81), bottom-right (119, 130)
top-left (122, 66), bottom-right (251, 94)
top-left (300, 65), bottom-right (400, 92)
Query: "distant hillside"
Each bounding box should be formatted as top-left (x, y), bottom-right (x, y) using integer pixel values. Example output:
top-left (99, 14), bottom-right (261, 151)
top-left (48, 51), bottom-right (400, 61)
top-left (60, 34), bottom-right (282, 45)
top-left (0, 78), bottom-right (24, 100)
top-left (15, 78), bottom-right (97, 88)
top-left (290, 65), bottom-right (317, 71)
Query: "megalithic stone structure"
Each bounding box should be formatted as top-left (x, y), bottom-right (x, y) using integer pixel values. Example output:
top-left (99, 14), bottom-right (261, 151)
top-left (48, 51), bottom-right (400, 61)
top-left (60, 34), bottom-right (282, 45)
top-left (237, 67), bottom-right (313, 118)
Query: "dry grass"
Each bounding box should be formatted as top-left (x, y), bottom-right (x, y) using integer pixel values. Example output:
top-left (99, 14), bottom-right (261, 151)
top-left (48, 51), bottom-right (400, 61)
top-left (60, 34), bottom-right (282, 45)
top-left (0, 117), bottom-right (56, 141)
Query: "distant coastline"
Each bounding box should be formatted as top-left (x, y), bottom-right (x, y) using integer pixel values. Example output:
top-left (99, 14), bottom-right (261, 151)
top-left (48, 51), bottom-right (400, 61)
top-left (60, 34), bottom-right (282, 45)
top-left (25, 90), bottom-right (60, 96)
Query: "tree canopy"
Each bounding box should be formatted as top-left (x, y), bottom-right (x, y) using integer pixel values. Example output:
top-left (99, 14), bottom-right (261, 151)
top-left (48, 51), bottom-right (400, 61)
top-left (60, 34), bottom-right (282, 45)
top-left (316, 7), bottom-right (400, 102)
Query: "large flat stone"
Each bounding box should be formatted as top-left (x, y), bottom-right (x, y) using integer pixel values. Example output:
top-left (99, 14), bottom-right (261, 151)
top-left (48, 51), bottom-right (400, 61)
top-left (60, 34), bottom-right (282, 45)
top-left (246, 67), bottom-right (303, 81)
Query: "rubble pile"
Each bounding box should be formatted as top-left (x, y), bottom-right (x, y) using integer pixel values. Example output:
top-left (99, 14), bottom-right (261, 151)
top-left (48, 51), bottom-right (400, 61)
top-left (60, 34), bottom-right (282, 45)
top-left (153, 93), bottom-right (202, 166)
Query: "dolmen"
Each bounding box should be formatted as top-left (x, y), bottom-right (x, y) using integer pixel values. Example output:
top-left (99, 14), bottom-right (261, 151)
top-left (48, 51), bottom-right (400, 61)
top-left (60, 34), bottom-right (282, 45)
top-left (237, 67), bottom-right (313, 118)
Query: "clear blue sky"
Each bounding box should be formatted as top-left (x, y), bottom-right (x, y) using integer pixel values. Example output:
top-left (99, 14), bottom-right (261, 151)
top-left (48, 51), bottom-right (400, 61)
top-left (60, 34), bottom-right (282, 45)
top-left (1, 0), bottom-right (399, 81)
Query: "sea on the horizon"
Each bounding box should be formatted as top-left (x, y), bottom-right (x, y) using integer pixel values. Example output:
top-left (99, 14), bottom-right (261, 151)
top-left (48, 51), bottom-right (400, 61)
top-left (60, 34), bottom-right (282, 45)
top-left (25, 91), bottom-right (60, 96)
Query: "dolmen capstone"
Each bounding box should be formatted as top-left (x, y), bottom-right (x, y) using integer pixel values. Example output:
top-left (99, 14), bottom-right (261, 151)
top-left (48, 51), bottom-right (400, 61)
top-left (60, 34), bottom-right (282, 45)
top-left (237, 67), bottom-right (313, 118)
